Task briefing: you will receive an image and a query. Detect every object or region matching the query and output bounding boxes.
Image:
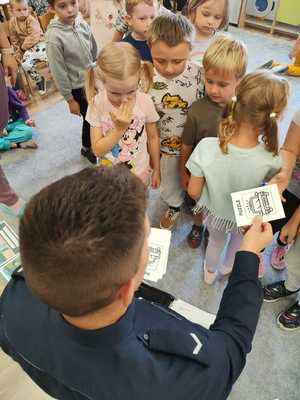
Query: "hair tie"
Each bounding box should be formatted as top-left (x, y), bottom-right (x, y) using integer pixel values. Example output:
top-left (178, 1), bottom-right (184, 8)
top-left (270, 112), bottom-right (277, 118)
top-left (90, 61), bottom-right (97, 69)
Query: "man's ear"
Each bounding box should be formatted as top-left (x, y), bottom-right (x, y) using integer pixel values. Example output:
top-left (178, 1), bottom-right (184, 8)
top-left (117, 278), bottom-right (135, 308)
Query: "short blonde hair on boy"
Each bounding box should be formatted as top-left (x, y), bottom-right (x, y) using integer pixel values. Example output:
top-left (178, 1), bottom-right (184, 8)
top-left (126, 0), bottom-right (154, 15)
top-left (187, 0), bottom-right (229, 30)
top-left (203, 35), bottom-right (248, 80)
top-left (148, 13), bottom-right (195, 48)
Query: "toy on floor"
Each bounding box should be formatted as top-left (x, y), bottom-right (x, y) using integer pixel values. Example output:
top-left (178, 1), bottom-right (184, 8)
top-left (288, 42), bottom-right (300, 76)
top-left (259, 43), bottom-right (300, 77)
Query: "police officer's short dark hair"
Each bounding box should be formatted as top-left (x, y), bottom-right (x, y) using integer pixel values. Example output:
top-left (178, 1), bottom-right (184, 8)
top-left (19, 166), bottom-right (147, 317)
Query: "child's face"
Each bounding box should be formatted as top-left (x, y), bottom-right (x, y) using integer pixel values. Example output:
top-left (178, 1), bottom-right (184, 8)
top-left (194, 0), bottom-right (225, 38)
top-left (12, 1), bottom-right (29, 20)
top-left (204, 68), bottom-right (240, 104)
top-left (127, 3), bottom-right (156, 41)
top-left (51, 0), bottom-right (78, 25)
top-left (151, 40), bottom-right (190, 80)
top-left (104, 73), bottom-right (139, 108)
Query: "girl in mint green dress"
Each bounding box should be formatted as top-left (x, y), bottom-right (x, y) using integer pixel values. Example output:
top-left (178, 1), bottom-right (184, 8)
top-left (186, 71), bottom-right (289, 285)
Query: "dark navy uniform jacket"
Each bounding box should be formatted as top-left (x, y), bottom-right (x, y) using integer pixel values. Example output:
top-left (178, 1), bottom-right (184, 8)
top-left (0, 251), bottom-right (262, 400)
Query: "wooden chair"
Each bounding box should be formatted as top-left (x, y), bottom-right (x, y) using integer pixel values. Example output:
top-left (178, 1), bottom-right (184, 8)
top-left (38, 11), bottom-right (55, 32)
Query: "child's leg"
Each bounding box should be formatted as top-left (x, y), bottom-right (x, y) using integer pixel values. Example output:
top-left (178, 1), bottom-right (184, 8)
top-left (205, 227), bottom-right (228, 273)
top-left (221, 231), bottom-right (243, 275)
top-left (0, 65), bottom-right (9, 133)
top-left (160, 154), bottom-right (185, 229)
top-left (7, 87), bottom-right (30, 122)
top-left (71, 88), bottom-right (90, 148)
top-left (0, 166), bottom-right (18, 206)
top-left (71, 88), bottom-right (96, 164)
top-left (271, 190), bottom-right (300, 269)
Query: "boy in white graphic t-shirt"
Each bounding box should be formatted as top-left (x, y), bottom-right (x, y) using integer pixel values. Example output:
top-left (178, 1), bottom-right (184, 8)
top-left (148, 13), bottom-right (203, 229)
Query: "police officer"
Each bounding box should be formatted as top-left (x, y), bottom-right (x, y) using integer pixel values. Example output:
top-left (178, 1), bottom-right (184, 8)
top-left (0, 165), bottom-right (273, 400)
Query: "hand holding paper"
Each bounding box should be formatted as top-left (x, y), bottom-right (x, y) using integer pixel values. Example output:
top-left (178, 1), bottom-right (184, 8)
top-left (231, 184), bottom-right (285, 227)
top-left (240, 216), bottom-right (273, 255)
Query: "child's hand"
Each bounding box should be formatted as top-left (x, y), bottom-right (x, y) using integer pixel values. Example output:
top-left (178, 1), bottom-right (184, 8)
top-left (180, 169), bottom-right (190, 190)
top-left (68, 99), bottom-right (81, 116)
top-left (151, 169), bottom-right (161, 189)
top-left (279, 218), bottom-right (300, 244)
top-left (110, 99), bottom-right (134, 132)
top-left (268, 172), bottom-right (289, 202)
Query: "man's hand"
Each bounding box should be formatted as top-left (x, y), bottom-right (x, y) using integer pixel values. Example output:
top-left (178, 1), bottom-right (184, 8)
top-left (2, 54), bottom-right (17, 86)
top-left (240, 216), bottom-right (273, 255)
top-left (68, 98), bottom-right (81, 115)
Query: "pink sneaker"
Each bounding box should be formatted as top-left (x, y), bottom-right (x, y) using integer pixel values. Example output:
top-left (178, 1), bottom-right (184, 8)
top-left (271, 245), bottom-right (289, 270)
top-left (258, 253), bottom-right (265, 278)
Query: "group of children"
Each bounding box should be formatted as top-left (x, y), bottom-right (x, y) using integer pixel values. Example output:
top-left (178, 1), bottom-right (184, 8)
top-left (3, 0), bottom-right (300, 330)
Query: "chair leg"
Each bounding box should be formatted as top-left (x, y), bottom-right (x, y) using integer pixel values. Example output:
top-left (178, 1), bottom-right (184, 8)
top-left (19, 66), bottom-right (35, 98)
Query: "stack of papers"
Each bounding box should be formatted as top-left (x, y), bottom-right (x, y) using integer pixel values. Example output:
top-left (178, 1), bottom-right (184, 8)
top-left (169, 299), bottom-right (216, 329)
top-left (144, 228), bottom-right (171, 283)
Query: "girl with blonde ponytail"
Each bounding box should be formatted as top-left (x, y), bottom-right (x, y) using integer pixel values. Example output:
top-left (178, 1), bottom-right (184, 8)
top-left (86, 42), bottom-right (160, 187)
top-left (186, 70), bottom-right (289, 285)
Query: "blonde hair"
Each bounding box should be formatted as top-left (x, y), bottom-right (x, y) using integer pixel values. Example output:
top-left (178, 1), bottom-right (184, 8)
top-left (219, 70), bottom-right (289, 155)
top-left (148, 13), bottom-right (195, 47)
top-left (85, 42), bottom-right (153, 104)
top-left (10, 0), bottom-right (28, 7)
top-left (187, 0), bottom-right (229, 30)
top-left (125, 0), bottom-right (154, 15)
top-left (203, 34), bottom-right (248, 80)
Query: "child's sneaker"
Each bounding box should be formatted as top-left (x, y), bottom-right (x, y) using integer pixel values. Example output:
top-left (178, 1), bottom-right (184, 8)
top-left (277, 301), bottom-right (300, 331)
top-left (258, 253), bottom-right (265, 278)
top-left (37, 77), bottom-right (47, 95)
top-left (160, 207), bottom-right (180, 230)
top-left (81, 147), bottom-right (97, 164)
top-left (187, 224), bottom-right (204, 249)
top-left (203, 262), bottom-right (218, 285)
top-left (263, 281), bottom-right (298, 302)
top-left (271, 244), bottom-right (289, 270)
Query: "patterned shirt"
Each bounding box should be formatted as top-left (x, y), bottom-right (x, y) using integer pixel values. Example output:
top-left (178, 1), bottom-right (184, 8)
top-left (150, 62), bottom-right (203, 156)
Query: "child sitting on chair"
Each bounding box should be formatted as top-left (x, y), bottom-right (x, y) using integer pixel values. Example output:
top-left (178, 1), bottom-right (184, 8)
top-left (9, 0), bottom-right (47, 94)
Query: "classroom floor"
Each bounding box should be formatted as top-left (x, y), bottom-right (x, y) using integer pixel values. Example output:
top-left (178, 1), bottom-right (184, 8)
top-left (1, 26), bottom-right (300, 400)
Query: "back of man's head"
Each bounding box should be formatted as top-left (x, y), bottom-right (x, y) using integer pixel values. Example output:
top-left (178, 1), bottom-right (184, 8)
top-left (20, 166), bottom-right (147, 317)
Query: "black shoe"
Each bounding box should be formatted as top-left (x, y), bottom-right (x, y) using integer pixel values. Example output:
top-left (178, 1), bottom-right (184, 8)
top-left (81, 148), bottom-right (97, 164)
top-left (37, 77), bottom-right (46, 95)
top-left (263, 281), bottom-right (298, 303)
top-left (277, 302), bottom-right (300, 331)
